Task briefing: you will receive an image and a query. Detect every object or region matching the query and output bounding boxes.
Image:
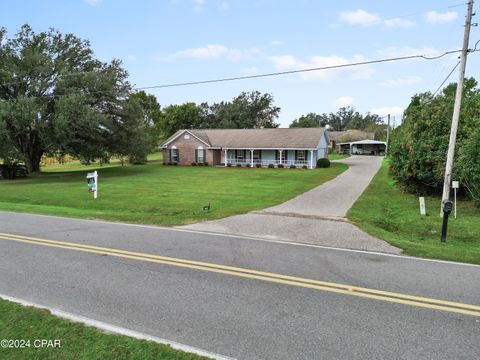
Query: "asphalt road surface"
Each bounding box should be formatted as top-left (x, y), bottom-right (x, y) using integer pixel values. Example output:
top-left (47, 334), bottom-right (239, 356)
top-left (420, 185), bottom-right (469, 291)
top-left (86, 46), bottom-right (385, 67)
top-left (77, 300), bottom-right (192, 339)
top-left (0, 211), bottom-right (479, 359)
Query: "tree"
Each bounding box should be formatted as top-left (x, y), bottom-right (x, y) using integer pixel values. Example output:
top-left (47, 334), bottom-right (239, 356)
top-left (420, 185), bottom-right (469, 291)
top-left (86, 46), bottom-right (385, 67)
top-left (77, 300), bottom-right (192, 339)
top-left (0, 24), bottom-right (132, 172)
top-left (389, 78), bottom-right (480, 201)
top-left (159, 102), bottom-right (204, 139)
top-left (205, 91), bottom-right (280, 129)
top-left (289, 113), bottom-right (327, 128)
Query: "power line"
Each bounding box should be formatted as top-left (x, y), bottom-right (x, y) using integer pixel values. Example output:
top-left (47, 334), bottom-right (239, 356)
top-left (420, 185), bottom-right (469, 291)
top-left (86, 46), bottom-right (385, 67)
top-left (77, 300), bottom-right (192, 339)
top-left (432, 61), bottom-right (461, 96)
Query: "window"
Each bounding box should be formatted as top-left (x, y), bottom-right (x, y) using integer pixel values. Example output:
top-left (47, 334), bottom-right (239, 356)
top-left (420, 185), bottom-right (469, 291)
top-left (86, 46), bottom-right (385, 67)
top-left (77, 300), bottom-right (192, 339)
top-left (275, 150), bottom-right (287, 161)
top-left (296, 150), bottom-right (306, 161)
top-left (196, 147), bottom-right (205, 163)
top-left (236, 150), bottom-right (246, 162)
top-left (253, 150), bottom-right (261, 162)
top-left (170, 148), bottom-right (179, 163)
top-left (184, 134), bottom-right (190, 139)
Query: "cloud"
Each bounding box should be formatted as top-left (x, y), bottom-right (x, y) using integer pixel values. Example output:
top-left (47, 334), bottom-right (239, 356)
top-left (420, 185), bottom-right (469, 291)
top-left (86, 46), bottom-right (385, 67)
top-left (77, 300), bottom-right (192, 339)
top-left (158, 44), bottom-right (260, 62)
top-left (384, 18), bottom-right (415, 28)
top-left (339, 9), bottom-right (380, 26)
top-left (269, 54), bottom-right (375, 80)
top-left (380, 75), bottom-right (422, 88)
top-left (377, 46), bottom-right (442, 59)
top-left (271, 40), bottom-right (284, 46)
top-left (371, 106), bottom-right (404, 117)
top-left (335, 96), bottom-right (355, 108)
top-left (83, 0), bottom-right (102, 5)
top-left (243, 66), bottom-right (259, 75)
top-left (425, 11), bottom-right (458, 24)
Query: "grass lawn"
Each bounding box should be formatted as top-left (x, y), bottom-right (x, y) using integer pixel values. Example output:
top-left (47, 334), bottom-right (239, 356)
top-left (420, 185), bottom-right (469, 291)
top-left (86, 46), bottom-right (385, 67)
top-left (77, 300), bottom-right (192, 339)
top-left (0, 298), bottom-right (208, 360)
top-left (0, 158), bottom-right (347, 226)
top-left (348, 159), bottom-right (480, 264)
top-left (328, 153), bottom-right (350, 160)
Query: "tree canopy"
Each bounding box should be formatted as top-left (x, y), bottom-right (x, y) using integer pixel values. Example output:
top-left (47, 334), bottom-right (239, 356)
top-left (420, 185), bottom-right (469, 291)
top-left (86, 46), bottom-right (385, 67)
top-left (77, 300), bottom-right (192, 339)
top-left (389, 77), bottom-right (480, 205)
top-left (0, 24), bottom-right (154, 173)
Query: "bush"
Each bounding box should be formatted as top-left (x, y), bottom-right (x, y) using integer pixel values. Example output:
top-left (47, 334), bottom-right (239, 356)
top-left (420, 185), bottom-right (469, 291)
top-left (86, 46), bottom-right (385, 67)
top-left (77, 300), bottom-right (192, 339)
top-left (255, 163), bottom-right (261, 168)
top-left (227, 163), bottom-right (232, 167)
top-left (302, 165), bottom-right (308, 169)
top-left (162, 162), bottom-right (167, 166)
top-left (197, 162), bottom-right (203, 166)
top-left (245, 163), bottom-right (251, 167)
top-left (191, 162), bottom-right (197, 166)
top-left (290, 165), bottom-right (296, 169)
top-left (173, 162), bottom-right (178, 166)
top-left (316, 158), bottom-right (330, 168)
top-left (204, 162), bottom-right (209, 166)
top-left (277, 164), bottom-right (284, 168)
top-left (167, 162), bottom-right (173, 165)
top-left (0, 163), bottom-right (28, 179)
top-left (236, 164), bottom-right (242, 167)
top-left (268, 164), bottom-right (274, 168)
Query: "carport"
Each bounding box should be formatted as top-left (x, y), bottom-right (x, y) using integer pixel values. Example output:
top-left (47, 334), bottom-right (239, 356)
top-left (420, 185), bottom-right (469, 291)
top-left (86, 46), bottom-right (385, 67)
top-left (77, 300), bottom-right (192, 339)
top-left (349, 140), bottom-right (386, 156)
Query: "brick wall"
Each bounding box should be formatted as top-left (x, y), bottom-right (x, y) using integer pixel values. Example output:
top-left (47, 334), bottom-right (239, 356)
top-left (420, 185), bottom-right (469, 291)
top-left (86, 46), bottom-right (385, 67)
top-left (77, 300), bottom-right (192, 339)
top-left (164, 133), bottom-right (211, 165)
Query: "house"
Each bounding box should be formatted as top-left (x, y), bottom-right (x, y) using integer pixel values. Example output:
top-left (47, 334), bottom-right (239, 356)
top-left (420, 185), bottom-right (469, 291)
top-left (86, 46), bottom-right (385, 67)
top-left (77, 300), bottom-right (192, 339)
top-left (161, 128), bottom-right (329, 169)
top-left (328, 130), bottom-right (375, 150)
top-left (343, 139), bottom-right (386, 155)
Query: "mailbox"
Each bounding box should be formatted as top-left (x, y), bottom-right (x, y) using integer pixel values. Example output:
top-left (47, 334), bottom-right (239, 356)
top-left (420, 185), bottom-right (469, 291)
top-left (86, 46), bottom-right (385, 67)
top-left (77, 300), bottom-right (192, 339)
top-left (441, 200), bottom-right (453, 242)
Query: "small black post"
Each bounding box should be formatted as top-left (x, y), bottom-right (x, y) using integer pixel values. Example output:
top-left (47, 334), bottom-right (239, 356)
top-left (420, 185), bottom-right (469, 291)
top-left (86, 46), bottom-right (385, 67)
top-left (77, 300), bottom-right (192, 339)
top-left (441, 200), bottom-right (453, 242)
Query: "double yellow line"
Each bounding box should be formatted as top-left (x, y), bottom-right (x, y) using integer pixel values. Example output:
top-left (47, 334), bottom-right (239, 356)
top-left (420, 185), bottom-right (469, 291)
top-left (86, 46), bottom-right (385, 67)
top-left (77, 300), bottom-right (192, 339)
top-left (1, 231), bottom-right (479, 317)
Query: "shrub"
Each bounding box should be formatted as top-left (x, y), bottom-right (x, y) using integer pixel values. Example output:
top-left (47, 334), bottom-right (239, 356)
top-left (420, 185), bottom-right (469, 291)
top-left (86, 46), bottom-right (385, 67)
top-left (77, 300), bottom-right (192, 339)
top-left (246, 163), bottom-right (251, 167)
top-left (227, 163), bottom-right (232, 167)
top-left (277, 164), bottom-right (284, 168)
top-left (204, 162), bottom-right (209, 166)
top-left (316, 158), bottom-right (330, 168)
top-left (268, 164), bottom-right (274, 168)
top-left (191, 162), bottom-right (197, 166)
top-left (162, 162), bottom-right (167, 166)
top-left (173, 162), bottom-right (178, 166)
top-left (236, 164), bottom-right (242, 167)
top-left (0, 163), bottom-right (28, 179)
top-left (255, 163), bottom-right (261, 168)
top-left (197, 162), bottom-right (203, 166)
top-left (290, 165), bottom-right (296, 169)
top-left (167, 162), bottom-right (173, 165)
top-left (302, 165), bottom-right (308, 169)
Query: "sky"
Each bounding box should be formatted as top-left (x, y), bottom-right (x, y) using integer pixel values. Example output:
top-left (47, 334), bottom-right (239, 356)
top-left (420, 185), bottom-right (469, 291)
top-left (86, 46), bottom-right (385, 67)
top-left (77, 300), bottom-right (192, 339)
top-left (2, 0), bottom-right (479, 127)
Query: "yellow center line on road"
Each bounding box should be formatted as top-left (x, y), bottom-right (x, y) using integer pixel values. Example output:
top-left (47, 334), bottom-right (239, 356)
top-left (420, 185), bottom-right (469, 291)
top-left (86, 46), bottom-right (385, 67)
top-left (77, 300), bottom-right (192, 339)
top-left (0, 232), bottom-right (479, 317)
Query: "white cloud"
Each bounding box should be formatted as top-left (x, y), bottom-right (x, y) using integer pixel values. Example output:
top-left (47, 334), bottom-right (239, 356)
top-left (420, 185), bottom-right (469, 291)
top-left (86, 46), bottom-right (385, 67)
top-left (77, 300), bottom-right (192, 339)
top-left (158, 44), bottom-right (260, 62)
top-left (371, 106), bottom-right (404, 117)
top-left (339, 9), bottom-right (380, 26)
top-left (335, 96), bottom-right (355, 108)
top-left (269, 54), bottom-right (375, 81)
top-left (271, 40), bottom-right (284, 46)
top-left (377, 46), bottom-right (442, 59)
top-left (425, 11), bottom-right (458, 24)
top-left (384, 18), bottom-right (415, 28)
top-left (243, 66), bottom-right (259, 75)
top-left (83, 0), bottom-right (102, 5)
top-left (380, 75), bottom-right (422, 88)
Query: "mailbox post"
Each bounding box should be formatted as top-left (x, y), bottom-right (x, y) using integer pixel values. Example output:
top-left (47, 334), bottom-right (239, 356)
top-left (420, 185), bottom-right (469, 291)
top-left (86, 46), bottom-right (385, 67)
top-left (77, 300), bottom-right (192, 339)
top-left (86, 171), bottom-right (98, 199)
top-left (452, 181), bottom-right (459, 219)
top-left (440, 200), bottom-right (453, 242)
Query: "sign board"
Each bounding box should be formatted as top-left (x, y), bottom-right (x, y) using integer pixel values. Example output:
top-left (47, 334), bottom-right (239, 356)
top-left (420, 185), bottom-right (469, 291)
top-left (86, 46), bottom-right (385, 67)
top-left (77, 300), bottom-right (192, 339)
top-left (452, 181), bottom-right (459, 189)
top-left (419, 197), bottom-right (426, 216)
top-left (86, 171), bottom-right (98, 199)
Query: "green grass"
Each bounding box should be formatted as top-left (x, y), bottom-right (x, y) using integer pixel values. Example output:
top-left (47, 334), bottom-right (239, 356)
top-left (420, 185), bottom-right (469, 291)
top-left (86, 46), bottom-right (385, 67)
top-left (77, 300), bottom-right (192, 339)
top-left (348, 159), bottom-right (480, 264)
top-left (328, 153), bottom-right (350, 160)
top-left (0, 298), bottom-right (208, 360)
top-left (0, 159), bottom-right (347, 226)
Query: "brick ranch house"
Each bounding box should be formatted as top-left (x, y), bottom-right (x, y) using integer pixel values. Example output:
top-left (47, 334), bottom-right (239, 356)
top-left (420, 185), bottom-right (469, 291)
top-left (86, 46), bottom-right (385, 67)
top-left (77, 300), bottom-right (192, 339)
top-left (161, 128), bottom-right (329, 169)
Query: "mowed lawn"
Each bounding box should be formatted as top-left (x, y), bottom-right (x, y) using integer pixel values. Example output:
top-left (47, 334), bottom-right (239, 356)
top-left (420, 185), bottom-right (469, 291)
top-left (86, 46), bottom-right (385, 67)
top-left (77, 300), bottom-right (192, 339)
top-left (348, 160), bottom-right (480, 264)
top-left (0, 159), bottom-right (347, 226)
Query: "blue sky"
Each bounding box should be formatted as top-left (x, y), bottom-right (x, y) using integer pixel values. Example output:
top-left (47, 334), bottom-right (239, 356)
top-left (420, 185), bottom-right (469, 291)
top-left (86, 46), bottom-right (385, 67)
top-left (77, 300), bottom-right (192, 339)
top-left (2, 0), bottom-right (479, 127)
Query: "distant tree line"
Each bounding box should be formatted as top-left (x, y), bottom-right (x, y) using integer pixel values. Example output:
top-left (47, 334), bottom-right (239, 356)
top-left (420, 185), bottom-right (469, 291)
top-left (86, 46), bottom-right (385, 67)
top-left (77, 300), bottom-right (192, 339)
top-left (288, 107), bottom-right (388, 140)
top-left (389, 78), bottom-right (480, 206)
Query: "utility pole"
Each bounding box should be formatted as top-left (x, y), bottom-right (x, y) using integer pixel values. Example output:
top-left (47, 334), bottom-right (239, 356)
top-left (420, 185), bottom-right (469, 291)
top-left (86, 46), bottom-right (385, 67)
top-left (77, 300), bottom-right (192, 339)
top-left (385, 114), bottom-right (390, 156)
top-left (440, 0), bottom-right (474, 216)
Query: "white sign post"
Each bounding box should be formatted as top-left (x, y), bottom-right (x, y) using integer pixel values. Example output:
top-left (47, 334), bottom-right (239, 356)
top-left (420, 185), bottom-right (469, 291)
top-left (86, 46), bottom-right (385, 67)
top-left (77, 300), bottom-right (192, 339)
top-left (86, 171), bottom-right (98, 199)
top-left (452, 181), bottom-right (459, 219)
top-left (419, 197), bottom-right (426, 216)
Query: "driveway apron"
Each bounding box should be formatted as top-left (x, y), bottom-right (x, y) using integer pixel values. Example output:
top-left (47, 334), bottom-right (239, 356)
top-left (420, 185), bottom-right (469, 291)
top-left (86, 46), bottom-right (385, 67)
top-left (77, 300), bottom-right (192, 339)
top-left (181, 156), bottom-right (401, 254)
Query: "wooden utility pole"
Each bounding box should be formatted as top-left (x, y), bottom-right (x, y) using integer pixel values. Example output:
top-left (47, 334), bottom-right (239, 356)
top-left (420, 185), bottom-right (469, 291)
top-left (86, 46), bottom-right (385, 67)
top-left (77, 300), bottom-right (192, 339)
top-left (440, 0), bottom-right (474, 216)
top-left (385, 114), bottom-right (390, 156)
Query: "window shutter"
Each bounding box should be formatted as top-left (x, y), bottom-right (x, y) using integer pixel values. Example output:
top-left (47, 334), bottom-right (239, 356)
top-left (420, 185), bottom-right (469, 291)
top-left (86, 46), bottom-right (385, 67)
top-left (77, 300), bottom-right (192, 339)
top-left (244, 150), bottom-right (247, 160)
top-left (195, 149), bottom-right (198, 163)
top-left (295, 150), bottom-right (298, 161)
top-left (259, 150), bottom-right (262, 160)
top-left (284, 151), bottom-right (288, 161)
top-left (275, 150), bottom-right (279, 161)
top-left (169, 149), bottom-right (172, 162)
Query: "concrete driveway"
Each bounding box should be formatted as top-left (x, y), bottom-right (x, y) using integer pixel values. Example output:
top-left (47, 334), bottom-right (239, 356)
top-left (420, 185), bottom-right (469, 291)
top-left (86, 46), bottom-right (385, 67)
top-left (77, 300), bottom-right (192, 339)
top-left (181, 156), bottom-right (401, 254)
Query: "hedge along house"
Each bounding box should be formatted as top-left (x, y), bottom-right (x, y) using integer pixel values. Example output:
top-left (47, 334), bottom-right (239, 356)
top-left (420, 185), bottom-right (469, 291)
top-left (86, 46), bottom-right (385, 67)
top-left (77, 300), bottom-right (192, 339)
top-left (161, 128), bottom-right (329, 169)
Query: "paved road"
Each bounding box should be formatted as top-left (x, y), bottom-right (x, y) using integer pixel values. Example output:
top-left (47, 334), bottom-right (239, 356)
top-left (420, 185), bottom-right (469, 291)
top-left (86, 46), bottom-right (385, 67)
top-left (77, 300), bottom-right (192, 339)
top-left (182, 156), bottom-right (400, 253)
top-left (1, 212), bottom-right (479, 360)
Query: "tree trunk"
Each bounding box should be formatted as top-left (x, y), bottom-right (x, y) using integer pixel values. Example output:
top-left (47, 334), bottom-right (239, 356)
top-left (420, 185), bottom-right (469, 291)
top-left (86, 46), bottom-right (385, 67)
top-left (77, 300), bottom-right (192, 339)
top-left (24, 148), bottom-right (43, 174)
